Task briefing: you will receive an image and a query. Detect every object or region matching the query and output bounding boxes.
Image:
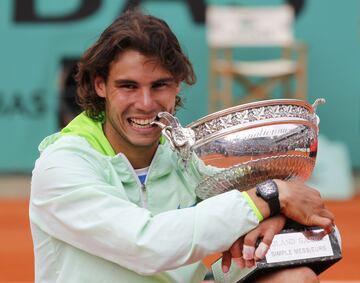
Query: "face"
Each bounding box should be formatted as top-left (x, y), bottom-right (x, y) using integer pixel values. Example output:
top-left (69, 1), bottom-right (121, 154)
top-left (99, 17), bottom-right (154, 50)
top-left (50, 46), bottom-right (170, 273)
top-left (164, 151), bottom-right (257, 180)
top-left (95, 50), bottom-right (180, 158)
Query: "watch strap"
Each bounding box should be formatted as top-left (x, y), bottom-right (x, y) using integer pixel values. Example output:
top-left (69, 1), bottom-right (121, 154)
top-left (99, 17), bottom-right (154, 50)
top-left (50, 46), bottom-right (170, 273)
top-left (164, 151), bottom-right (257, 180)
top-left (256, 180), bottom-right (281, 217)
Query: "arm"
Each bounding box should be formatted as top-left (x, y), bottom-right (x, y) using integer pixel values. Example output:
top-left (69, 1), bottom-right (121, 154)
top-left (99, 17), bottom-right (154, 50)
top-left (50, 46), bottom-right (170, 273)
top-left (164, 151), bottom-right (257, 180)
top-left (30, 144), bottom-right (261, 275)
top-left (192, 154), bottom-right (334, 232)
top-left (245, 180), bottom-right (334, 232)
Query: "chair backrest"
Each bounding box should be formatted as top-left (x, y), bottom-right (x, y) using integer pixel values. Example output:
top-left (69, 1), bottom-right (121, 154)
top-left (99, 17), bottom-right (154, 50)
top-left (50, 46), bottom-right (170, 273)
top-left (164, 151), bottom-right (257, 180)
top-left (206, 5), bottom-right (295, 48)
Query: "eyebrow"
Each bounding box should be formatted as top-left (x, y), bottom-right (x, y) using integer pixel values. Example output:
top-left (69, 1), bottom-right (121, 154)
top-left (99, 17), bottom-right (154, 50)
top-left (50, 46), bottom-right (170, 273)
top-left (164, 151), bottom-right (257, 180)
top-left (114, 77), bottom-right (176, 86)
top-left (114, 79), bottom-right (137, 85)
top-left (152, 77), bottom-right (176, 84)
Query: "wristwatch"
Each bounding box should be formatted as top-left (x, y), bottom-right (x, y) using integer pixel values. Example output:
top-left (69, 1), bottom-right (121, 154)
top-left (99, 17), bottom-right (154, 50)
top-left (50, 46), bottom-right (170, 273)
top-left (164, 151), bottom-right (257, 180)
top-left (256, 179), bottom-right (281, 217)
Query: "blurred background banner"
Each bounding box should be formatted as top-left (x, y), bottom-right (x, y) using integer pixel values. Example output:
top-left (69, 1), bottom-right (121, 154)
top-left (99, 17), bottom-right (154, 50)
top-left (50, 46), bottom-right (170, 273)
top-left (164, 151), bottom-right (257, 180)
top-left (0, 0), bottom-right (359, 173)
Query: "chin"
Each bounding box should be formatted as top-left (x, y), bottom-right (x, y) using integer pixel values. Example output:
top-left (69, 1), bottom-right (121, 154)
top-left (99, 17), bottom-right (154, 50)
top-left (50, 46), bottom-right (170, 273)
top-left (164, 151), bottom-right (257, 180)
top-left (131, 137), bottom-right (161, 148)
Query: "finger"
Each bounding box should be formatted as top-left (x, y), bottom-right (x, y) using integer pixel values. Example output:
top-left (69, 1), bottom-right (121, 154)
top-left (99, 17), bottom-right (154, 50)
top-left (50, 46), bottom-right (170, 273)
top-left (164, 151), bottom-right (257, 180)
top-left (321, 224), bottom-right (334, 235)
top-left (319, 209), bottom-right (335, 222)
top-left (242, 245), bottom-right (255, 260)
top-left (245, 258), bottom-right (256, 268)
top-left (233, 257), bottom-right (245, 269)
top-left (229, 238), bottom-right (244, 258)
top-left (319, 210), bottom-right (335, 234)
top-left (259, 226), bottom-right (276, 246)
top-left (242, 228), bottom-right (262, 260)
top-left (221, 251), bottom-right (231, 273)
top-left (254, 241), bottom-right (270, 260)
top-left (309, 214), bottom-right (333, 233)
top-left (254, 227), bottom-right (275, 260)
top-left (243, 229), bottom-right (261, 247)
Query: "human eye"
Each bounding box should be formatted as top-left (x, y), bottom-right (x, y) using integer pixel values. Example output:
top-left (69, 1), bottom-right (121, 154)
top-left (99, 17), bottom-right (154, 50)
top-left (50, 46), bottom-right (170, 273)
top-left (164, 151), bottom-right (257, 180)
top-left (152, 80), bottom-right (171, 89)
top-left (119, 83), bottom-right (137, 90)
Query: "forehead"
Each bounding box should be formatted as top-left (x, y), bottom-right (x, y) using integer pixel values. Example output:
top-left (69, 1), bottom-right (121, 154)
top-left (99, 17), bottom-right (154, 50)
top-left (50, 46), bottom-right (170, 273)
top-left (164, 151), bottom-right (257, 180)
top-left (109, 50), bottom-right (172, 79)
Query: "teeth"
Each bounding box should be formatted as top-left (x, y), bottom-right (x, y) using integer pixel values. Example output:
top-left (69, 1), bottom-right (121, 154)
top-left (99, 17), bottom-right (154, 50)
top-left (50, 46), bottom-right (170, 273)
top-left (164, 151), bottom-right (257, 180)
top-left (130, 117), bottom-right (156, 128)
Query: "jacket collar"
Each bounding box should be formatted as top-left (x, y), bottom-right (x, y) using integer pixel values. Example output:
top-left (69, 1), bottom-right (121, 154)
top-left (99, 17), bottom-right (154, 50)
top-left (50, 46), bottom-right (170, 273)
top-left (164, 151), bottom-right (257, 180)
top-left (61, 112), bottom-right (174, 182)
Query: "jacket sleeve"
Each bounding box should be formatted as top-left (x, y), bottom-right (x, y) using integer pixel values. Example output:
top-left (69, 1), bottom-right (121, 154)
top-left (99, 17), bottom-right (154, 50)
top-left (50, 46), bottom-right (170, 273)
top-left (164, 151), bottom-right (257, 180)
top-left (30, 143), bottom-right (260, 275)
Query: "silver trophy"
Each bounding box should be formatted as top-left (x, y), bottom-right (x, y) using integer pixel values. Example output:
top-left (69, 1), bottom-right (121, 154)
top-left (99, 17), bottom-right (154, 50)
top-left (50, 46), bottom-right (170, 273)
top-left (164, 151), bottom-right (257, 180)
top-left (153, 98), bottom-right (341, 282)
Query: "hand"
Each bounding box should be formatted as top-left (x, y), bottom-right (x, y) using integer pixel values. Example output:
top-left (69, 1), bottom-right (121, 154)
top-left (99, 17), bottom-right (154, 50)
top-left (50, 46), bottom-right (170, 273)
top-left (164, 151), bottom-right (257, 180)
top-left (275, 180), bottom-right (335, 233)
top-left (221, 215), bottom-right (286, 272)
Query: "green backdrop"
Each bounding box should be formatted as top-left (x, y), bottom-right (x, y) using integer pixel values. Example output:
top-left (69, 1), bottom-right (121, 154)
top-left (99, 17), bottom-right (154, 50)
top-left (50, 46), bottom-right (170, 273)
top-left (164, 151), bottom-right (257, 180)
top-left (0, 0), bottom-right (359, 172)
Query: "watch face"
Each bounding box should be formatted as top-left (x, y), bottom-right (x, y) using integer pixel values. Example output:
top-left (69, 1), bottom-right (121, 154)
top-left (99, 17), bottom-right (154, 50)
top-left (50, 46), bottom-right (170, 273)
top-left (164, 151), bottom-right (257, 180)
top-left (262, 182), bottom-right (276, 195)
top-left (257, 180), bottom-right (278, 199)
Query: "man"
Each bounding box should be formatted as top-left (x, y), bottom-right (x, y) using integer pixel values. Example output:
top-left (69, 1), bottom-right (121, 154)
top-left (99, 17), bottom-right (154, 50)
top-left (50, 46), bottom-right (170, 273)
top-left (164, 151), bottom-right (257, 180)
top-left (30, 10), bottom-right (334, 283)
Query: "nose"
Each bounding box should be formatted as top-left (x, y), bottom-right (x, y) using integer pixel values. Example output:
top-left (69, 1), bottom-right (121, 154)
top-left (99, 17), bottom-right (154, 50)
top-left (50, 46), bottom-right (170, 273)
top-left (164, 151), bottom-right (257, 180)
top-left (136, 87), bottom-right (155, 110)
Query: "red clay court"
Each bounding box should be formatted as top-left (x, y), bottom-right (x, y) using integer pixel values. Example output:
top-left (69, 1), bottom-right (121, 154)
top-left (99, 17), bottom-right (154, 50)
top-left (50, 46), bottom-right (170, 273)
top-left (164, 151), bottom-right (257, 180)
top-left (0, 176), bottom-right (359, 283)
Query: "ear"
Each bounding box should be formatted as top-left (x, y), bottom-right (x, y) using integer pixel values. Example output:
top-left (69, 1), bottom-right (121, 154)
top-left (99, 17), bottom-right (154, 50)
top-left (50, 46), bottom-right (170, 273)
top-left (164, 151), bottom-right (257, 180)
top-left (94, 76), bottom-right (106, 98)
top-left (175, 82), bottom-right (181, 94)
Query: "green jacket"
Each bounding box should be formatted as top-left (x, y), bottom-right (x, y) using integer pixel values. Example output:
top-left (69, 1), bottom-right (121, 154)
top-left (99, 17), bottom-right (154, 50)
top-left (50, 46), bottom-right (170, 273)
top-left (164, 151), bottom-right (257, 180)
top-left (30, 112), bottom-right (260, 283)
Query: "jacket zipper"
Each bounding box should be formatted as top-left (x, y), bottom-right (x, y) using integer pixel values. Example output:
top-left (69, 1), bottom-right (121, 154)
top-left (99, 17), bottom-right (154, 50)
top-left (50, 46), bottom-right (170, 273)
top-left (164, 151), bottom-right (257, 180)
top-left (138, 147), bottom-right (161, 209)
top-left (117, 151), bottom-right (160, 209)
top-left (141, 183), bottom-right (147, 208)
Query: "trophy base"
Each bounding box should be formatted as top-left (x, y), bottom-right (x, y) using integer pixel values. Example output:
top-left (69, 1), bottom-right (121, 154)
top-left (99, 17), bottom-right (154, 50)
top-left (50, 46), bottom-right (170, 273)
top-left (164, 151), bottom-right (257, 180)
top-left (211, 222), bottom-right (342, 283)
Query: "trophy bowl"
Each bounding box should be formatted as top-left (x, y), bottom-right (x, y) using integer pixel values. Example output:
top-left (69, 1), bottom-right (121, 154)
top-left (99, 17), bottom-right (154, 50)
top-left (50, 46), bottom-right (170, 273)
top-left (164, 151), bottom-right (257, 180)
top-left (154, 98), bottom-right (325, 200)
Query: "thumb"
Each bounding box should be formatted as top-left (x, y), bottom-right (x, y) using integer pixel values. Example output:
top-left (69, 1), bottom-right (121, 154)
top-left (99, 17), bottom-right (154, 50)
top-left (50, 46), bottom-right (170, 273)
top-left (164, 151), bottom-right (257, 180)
top-left (308, 215), bottom-right (333, 233)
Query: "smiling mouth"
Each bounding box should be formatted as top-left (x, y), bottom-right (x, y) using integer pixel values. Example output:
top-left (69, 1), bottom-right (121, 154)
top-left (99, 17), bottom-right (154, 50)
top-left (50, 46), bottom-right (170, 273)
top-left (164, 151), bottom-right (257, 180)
top-left (129, 117), bottom-right (158, 129)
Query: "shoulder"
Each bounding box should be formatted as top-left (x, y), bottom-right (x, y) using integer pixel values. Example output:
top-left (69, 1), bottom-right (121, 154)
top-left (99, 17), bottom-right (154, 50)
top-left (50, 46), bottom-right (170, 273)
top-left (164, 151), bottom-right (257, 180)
top-left (34, 134), bottom-right (110, 176)
top-left (32, 135), bottom-right (114, 200)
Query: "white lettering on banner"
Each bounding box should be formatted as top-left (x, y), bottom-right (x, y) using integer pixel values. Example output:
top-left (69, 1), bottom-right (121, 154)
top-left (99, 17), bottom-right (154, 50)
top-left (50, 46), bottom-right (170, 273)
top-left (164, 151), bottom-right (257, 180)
top-left (265, 230), bottom-right (334, 263)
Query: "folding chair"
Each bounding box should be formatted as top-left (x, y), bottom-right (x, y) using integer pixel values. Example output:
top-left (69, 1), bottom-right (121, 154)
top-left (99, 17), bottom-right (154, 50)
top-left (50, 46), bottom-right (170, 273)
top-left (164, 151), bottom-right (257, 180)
top-left (207, 4), bottom-right (307, 112)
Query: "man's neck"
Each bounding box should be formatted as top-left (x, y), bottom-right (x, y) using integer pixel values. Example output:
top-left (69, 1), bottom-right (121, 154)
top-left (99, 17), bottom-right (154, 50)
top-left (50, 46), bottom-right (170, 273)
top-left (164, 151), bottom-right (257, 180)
top-left (123, 146), bottom-right (157, 169)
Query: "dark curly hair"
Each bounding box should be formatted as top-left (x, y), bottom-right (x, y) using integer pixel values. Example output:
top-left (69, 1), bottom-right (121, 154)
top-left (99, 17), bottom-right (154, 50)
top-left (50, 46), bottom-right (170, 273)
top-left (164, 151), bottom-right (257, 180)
top-left (76, 10), bottom-right (196, 120)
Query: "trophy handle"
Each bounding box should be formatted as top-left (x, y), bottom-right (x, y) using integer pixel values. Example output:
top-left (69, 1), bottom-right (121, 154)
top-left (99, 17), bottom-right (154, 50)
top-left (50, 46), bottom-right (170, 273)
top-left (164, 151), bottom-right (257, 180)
top-left (312, 98), bottom-right (326, 113)
top-left (311, 98), bottom-right (326, 126)
top-left (152, 112), bottom-right (196, 167)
